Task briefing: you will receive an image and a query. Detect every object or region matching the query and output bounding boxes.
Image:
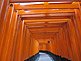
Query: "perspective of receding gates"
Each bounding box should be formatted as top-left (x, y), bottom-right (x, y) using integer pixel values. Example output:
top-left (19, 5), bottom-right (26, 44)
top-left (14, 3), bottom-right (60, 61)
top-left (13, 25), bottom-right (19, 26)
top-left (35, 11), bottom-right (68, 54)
top-left (0, 0), bottom-right (81, 61)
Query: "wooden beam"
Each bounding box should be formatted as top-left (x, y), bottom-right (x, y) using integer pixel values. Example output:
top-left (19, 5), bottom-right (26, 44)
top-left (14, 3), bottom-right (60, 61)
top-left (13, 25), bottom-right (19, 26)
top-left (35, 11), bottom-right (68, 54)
top-left (10, 0), bottom-right (73, 3)
top-left (22, 16), bottom-right (69, 20)
top-left (20, 13), bottom-right (74, 18)
top-left (25, 23), bottom-right (65, 28)
top-left (24, 18), bottom-right (69, 28)
top-left (18, 9), bottom-right (75, 15)
top-left (14, 2), bottom-right (79, 10)
top-left (29, 27), bottom-right (59, 33)
top-left (24, 19), bottom-right (69, 23)
top-left (25, 22), bottom-right (62, 25)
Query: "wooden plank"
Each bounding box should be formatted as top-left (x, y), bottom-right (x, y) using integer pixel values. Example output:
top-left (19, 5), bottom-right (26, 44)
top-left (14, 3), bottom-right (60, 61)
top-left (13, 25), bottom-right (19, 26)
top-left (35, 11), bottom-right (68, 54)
top-left (14, 2), bottom-right (79, 10)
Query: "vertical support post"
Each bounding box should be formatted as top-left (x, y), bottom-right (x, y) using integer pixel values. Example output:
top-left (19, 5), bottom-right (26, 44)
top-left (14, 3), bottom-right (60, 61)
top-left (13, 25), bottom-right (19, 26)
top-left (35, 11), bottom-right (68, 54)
top-left (0, 5), bottom-right (18, 61)
top-left (67, 19), bottom-right (81, 61)
top-left (13, 17), bottom-right (24, 61)
top-left (0, 4), bottom-right (14, 61)
top-left (0, 0), bottom-right (9, 44)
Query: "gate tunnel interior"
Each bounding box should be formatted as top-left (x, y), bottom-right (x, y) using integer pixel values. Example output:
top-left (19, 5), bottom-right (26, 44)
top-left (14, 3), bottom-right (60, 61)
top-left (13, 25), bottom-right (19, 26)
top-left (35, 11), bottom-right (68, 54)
top-left (0, 1), bottom-right (81, 61)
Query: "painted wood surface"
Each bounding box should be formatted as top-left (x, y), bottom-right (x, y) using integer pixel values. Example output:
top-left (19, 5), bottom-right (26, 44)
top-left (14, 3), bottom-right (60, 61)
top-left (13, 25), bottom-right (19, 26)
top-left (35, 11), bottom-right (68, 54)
top-left (0, 2), bottom-right (81, 61)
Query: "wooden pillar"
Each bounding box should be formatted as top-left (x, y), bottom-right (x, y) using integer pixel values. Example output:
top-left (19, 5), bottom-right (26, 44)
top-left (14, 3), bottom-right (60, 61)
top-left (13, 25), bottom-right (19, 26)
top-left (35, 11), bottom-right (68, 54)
top-left (67, 19), bottom-right (81, 61)
top-left (52, 33), bottom-right (59, 55)
top-left (6, 10), bottom-right (18, 61)
top-left (18, 20), bottom-right (24, 61)
top-left (56, 30), bottom-right (63, 56)
top-left (22, 27), bottom-right (31, 60)
top-left (0, 0), bottom-right (10, 59)
top-left (10, 15), bottom-right (20, 61)
top-left (13, 18), bottom-right (24, 61)
top-left (0, 0), bottom-right (9, 46)
top-left (0, 9), bottom-right (18, 61)
top-left (74, 9), bottom-right (81, 53)
top-left (51, 33), bottom-right (57, 54)
top-left (63, 23), bottom-right (73, 60)
top-left (0, 4), bottom-right (14, 61)
top-left (0, 0), bottom-right (4, 12)
top-left (20, 25), bottom-right (33, 61)
top-left (29, 38), bottom-right (39, 57)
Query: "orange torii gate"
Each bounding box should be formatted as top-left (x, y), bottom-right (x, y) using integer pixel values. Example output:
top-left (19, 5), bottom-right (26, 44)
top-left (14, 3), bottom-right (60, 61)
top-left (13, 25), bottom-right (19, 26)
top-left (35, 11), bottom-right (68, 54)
top-left (0, 1), bottom-right (81, 61)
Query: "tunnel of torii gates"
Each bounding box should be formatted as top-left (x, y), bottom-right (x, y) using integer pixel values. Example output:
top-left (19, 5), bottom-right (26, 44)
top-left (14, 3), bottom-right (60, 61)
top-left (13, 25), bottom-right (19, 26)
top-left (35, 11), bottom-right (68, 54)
top-left (0, 0), bottom-right (81, 61)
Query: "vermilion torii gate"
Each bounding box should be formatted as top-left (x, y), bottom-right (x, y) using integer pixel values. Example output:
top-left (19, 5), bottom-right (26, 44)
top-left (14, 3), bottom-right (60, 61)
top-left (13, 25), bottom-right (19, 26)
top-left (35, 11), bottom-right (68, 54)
top-left (0, 1), bottom-right (81, 61)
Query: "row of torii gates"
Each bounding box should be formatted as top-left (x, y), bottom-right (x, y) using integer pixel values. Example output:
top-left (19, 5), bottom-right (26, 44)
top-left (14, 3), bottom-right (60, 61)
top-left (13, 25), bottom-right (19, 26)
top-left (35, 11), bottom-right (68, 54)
top-left (0, 0), bottom-right (81, 61)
